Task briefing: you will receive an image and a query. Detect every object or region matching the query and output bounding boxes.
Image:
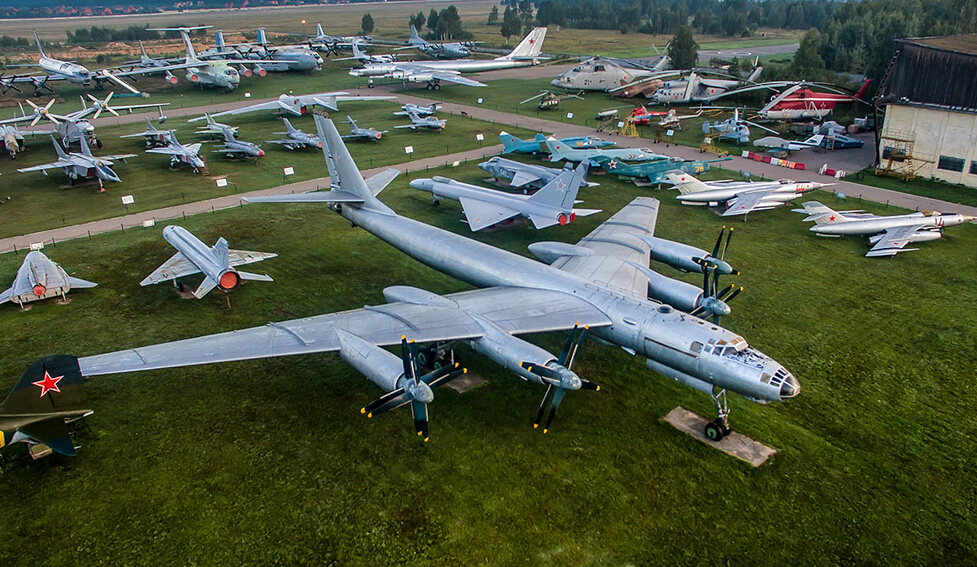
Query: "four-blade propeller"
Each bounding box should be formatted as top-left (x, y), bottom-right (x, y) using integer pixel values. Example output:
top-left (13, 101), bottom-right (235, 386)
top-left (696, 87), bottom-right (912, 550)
top-left (520, 324), bottom-right (599, 433)
top-left (690, 226), bottom-right (742, 323)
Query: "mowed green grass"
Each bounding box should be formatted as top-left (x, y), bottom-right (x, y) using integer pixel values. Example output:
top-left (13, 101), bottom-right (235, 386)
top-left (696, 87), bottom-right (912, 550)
top-left (0, 92), bottom-right (536, 238)
top-left (0, 157), bottom-right (975, 565)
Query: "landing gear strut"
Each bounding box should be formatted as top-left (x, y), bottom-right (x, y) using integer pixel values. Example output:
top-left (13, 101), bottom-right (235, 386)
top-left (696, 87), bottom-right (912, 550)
top-left (425, 81), bottom-right (442, 91)
top-left (704, 387), bottom-right (731, 441)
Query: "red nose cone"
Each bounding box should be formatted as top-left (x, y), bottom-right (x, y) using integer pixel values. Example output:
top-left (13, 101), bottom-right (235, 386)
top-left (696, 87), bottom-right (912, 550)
top-left (32, 285), bottom-right (46, 296)
top-left (219, 271), bottom-right (240, 291)
top-left (168, 76), bottom-right (178, 85)
top-left (376, 133), bottom-right (382, 139)
top-left (257, 150), bottom-right (265, 157)
top-left (317, 142), bottom-right (322, 148)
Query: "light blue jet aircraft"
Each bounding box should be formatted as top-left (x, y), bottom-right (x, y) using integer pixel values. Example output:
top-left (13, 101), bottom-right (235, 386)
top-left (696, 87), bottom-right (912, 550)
top-left (499, 132), bottom-right (616, 155)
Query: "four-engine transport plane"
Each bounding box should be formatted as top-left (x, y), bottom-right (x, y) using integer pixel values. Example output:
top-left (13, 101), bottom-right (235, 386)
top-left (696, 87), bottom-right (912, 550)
top-left (349, 27), bottom-right (547, 90)
top-left (543, 137), bottom-right (665, 165)
top-left (266, 118), bottom-right (323, 150)
top-left (410, 162), bottom-right (600, 231)
top-left (398, 24), bottom-right (474, 60)
top-left (29, 115), bottom-right (798, 443)
top-left (500, 132), bottom-right (616, 155)
top-left (342, 115), bottom-right (387, 142)
top-left (146, 131), bottom-right (208, 173)
top-left (187, 92), bottom-right (396, 122)
top-left (668, 173), bottom-right (828, 217)
top-left (18, 136), bottom-right (136, 190)
top-left (794, 201), bottom-right (976, 257)
top-left (478, 156), bottom-right (599, 192)
top-left (0, 250), bottom-right (97, 308)
top-left (0, 356), bottom-right (92, 458)
top-left (141, 225), bottom-right (277, 298)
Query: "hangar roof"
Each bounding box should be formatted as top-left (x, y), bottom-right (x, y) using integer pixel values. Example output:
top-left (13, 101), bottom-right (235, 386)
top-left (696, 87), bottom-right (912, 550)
top-left (878, 35), bottom-right (977, 113)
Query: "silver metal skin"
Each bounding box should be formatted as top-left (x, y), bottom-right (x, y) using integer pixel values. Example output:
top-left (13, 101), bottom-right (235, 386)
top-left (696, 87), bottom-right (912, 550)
top-left (668, 172), bottom-right (827, 216)
top-left (649, 68), bottom-right (763, 105)
top-left (148, 28), bottom-right (241, 91)
top-left (393, 103), bottom-right (441, 117)
top-left (266, 118), bottom-right (322, 150)
top-left (466, 314), bottom-right (579, 390)
top-left (410, 163), bottom-right (600, 231)
top-left (17, 135), bottom-right (136, 189)
top-left (187, 92), bottom-right (396, 122)
top-left (336, 329), bottom-right (432, 402)
top-left (342, 116), bottom-right (387, 142)
top-left (0, 251), bottom-right (97, 307)
top-left (543, 137), bottom-right (666, 164)
top-left (146, 131), bottom-right (207, 173)
top-left (478, 156), bottom-right (599, 190)
top-left (394, 110), bottom-right (446, 132)
top-left (214, 127), bottom-right (264, 160)
top-left (551, 56), bottom-right (671, 92)
top-left (349, 28), bottom-right (547, 88)
top-left (796, 201), bottom-right (975, 257)
top-left (139, 225), bottom-right (276, 299)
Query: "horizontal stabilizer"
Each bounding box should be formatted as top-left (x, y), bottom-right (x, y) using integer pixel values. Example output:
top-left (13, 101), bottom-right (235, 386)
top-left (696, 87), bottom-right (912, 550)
top-left (18, 417), bottom-right (76, 456)
top-left (528, 215), bottom-right (559, 230)
top-left (572, 208), bottom-right (601, 217)
top-left (365, 168), bottom-right (401, 196)
top-left (509, 170), bottom-right (541, 188)
top-left (193, 277), bottom-right (218, 299)
top-left (237, 271), bottom-right (274, 282)
top-left (244, 191), bottom-right (365, 204)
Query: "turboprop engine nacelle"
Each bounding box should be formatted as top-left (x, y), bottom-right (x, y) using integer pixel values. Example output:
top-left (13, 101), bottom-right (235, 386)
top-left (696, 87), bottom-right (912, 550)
top-left (869, 231), bottom-right (942, 245)
top-left (467, 314), bottom-right (579, 390)
top-left (643, 268), bottom-right (703, 313)
top-left (336, 329), bottom-right (433, 402)
top-left (636, 235), bottom-right (733, 274)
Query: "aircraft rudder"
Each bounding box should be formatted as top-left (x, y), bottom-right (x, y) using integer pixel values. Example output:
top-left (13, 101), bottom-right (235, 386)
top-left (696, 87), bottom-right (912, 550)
top-left (1, 355), bottom-right (86, 415)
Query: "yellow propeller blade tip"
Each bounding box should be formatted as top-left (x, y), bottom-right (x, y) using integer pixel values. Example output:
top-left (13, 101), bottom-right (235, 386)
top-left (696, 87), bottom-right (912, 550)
top-left (423, 437), bottom-right (429, 442)
top-left (367, 413), bottom-right (373, 418)
top-left (596, 385), bottom-right (601, 391)
top-left (463, 368), bottom-right (468, 374)
top-left (543, 429), bottom-right (548, 434)
top-left (417, 431), bottom-right (423, 436)
top-left (360, 408), bottom-right (366, 413)
top-left (533, 423), bottom-right (539, 429)
top-left (401, 334), bottom-right (407, 340)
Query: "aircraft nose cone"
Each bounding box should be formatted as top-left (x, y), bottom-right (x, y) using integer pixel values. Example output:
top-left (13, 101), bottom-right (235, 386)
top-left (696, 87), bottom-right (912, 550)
top-left (409, 179), bottom-right (433, 192)
top-left (257, 149), bottom-right (265, 157)
top-left (779, 373), bottom-right (800, 400)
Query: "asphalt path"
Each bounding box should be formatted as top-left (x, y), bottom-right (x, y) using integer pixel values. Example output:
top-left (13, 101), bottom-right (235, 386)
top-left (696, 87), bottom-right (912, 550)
top-left (3, 79), bottom-right (974, 253)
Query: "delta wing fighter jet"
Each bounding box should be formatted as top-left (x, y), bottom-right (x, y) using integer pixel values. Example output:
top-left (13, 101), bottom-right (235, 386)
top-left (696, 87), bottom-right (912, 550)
top-left (794, 201), bottom-right (975, 257)
top-left (195, 113), bottom-right (238, 139)
top-left (0, 356), bottom-right (92, 457)
top-left (213, 127), bottom-right (264, 162)
top-left (146, 131), bottom-right (207, 173)
top-left (11, 117), bottom-right (799, 446)
top-left (668, 173), bottom-right (828, 217)
top-left (499, 132), bottom-right (615, 155)
top-left (18, 136), bottom-right (136, 190)
top-left (187, 92), bottom-right (396, 122)
top-left (342, 115), bottom-right (386, 142)
top-left (395, 110), bottom-right (446, 132)
top-left (141, 225), bottom-right (277, 298)
top-left (479, 156), bottom-right (599, 192)
top-left (120, 117), bottom-right (175, 148)
top-left (410, 162), bottom-right (600, 231)
top-left (0, 250), bottom-right (97, 308)
top-left (266, 118), bottom-right (322, 150)
top-left (543, 137), bottom-right (665, 164)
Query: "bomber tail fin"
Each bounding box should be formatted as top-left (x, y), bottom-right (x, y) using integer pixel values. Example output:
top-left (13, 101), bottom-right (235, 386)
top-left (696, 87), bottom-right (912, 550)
top-left (256, 27), bottom-right (269, 46)
top-left (1, 356), bottom-right (86, 416)
top-left (529, 161), bottom-right (588, 211)
top-left (502, 27), bottom-right (547, 60)
top-left (33, 30), bottom-right (46, 59)
top-left (410, 25), bottom-right (422, 44)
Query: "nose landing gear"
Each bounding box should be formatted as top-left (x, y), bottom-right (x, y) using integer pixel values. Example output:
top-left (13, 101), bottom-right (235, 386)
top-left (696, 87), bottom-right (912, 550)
top-left (704, 387), bottom-right (731, 441)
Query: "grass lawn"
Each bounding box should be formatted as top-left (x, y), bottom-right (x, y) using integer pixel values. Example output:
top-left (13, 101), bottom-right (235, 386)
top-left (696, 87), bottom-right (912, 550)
top-left (0, 156), bottom-right (974, 565)
top-left (0, 91), bottom-right (536, 238)
top-left (851, 168), bottom-right (977, 208)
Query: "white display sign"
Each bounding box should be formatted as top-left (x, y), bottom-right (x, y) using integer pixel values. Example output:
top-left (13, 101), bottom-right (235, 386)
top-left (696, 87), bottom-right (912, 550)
top-left (566, 112), bottom-right (574, 119)
top-left (283, 167), bottom-right (295, 176)
top-left (121, 195), bottom-right (135, 205)
top-left (666, 129), bottom-right (675, 137)
top-left (617, 121), bottom-right (625, 128)
top-left (477, 98), bottom-right (483, 104)
top-left (405, 146), bottom-right (414, 154)
top-left (452, 161), bottom-right (460, 167)
top-left (29, 242), bottom-right (44, 251)
top-left (244, 92), bottom-right (251, 98)
top-left (216, 178), bottom-right (229, 188)
top-left (143, 219), bottom-right (156, 228)
top-left (475, 134), bottom-right (484, 141)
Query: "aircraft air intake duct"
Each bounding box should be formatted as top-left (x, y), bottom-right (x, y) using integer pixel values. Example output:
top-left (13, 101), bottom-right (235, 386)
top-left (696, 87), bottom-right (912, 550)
top-left (165, 71), bottom-right (178, 85)
top-left (644, 269), bottom-right (703, 313)
top-left (217, 269), bottom-right (240, 291)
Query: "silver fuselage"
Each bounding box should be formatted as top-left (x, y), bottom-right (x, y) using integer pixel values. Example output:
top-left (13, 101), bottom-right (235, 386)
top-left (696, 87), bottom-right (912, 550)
top-left (162, 226), bottom-right (236, 290)
top-left (678, 182), bottom-right (822, 203)
top-left (339, 202), bottom-right (796, 403)
top-left (811, 213), bottom-right (974, 236)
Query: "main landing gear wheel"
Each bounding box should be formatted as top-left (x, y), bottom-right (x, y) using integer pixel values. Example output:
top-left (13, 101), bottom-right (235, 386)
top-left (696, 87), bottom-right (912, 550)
top-left (704, 387), bottom-right (732, 442)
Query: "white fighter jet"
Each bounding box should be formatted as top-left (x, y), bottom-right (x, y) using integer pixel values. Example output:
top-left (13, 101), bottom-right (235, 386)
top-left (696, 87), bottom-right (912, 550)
top-left (668, 173), bottom-right (829, 217)
top-left (141, 225), bottom-right (277, 299)
top-left (0, 250), bottom-right (97, 308)
top-left (794, 201), bottom-right (976, 257)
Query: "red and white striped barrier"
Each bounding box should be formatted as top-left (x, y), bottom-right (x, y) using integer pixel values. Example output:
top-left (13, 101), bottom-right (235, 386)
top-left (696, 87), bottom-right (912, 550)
top-left (818, 164), bottom-right (848, 178)
top-left (740, 151), bottom-right (806, 170)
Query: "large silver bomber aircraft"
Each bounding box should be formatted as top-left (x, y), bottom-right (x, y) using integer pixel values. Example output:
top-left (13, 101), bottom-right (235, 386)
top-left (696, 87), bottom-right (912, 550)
top-left (35, 117), bottom-right (798, 443)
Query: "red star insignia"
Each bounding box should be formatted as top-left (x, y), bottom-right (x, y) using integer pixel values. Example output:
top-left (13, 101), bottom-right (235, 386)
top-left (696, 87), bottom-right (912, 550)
top-left (829, 215), bottom-right (836, 221)
top-left (529, 39), bottom-right (535, 44)
top-left (33, 371), bottom-right (64, 398)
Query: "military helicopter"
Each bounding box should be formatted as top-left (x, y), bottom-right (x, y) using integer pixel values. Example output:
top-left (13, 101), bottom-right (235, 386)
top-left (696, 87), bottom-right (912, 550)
top-left (520, 90), bottom-right (584, 111)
